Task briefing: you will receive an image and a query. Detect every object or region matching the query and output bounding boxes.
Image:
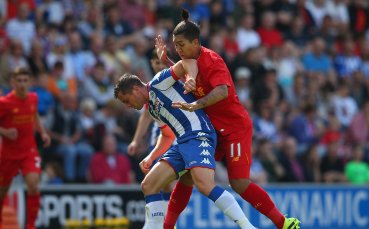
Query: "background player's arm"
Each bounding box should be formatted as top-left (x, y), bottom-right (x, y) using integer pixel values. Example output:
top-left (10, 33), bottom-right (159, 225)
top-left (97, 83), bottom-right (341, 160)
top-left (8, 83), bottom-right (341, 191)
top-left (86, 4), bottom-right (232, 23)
top-left (35, 113), bottom-right (51, 147)
top-left (0, 127), bottom-right (17, 140)
top-left (139, 125), bottom-right (175, 173)
top-left (128, 110), bottom-right (153, 156)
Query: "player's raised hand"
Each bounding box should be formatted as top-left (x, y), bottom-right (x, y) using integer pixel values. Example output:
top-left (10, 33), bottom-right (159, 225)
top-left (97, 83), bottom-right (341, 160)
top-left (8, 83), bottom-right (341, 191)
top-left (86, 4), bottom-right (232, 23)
top-left (127, 141), bottom-right (139, 156)
top-left (184, 78), bottom-right (196, 94)
top-left (172, 101), bottom-right (199, 112)
top-left (139, 156), bottom-right (153, 174)
top-left (3, 128), bottom-right (17, 140)
top-left (41, 132), bottom-right (51, 147)
top-left (155, 35), bottom-right (167, 63)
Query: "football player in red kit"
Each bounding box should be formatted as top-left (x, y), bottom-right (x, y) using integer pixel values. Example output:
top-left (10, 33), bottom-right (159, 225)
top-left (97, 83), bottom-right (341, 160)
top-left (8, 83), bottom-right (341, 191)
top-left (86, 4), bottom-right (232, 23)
top-left (156, 10), bottom-right (300, 229)
top-left (0, 67), bottom-right (50, 229)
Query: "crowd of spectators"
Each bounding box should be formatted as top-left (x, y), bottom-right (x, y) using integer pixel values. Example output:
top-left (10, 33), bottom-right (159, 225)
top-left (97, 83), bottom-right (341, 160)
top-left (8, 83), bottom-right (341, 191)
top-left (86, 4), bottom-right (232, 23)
top-left (0, 0), bottom-right (369, 185)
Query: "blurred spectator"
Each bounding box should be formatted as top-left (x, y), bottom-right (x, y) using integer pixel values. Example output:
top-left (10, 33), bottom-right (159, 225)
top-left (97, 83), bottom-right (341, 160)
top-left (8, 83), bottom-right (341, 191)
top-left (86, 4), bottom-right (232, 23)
top-left (284, 15), bottom-right (311, 47)
top-left (334, 37), bottom-right (362, 79)
top-left (301, 144), bottom-right (322, 182)
top-left (46, 61), bottom-right (77, 100)
top-left (27, 39), bottom-right (49, 76)
top-left (30, 72), bottom-right (54, 118)
top-left (326, 0), bottom-right (349, 33)
top-left (79, 98), bottom-right (99, 149)
top-left (7, 39), bottom-right (29, 71)
top-left (77, 5), bottom-right (104, 46)
top-left (5, 2), bottom-right (35, 54)
top-left (344, 145), bottom-right (369, 185)
top-left (256, 138), bottom-right (284, 182)
top-left (67, 31), bottom-right (90, 81)
top-left (182, 0), bottom-right (210, 38)
top-left (348, 0), bottom-right (369, 36)
top-left (101, 35), bottom-right (131, 79)
top-left (0, 33), bottom-right (10, 91)
top-left (128, 35), bottom-right (152, 82)
top-left (236, 13), bottom-right (260, 53)
top-left (41, 161), bottom-right (64, 185)
top-left (251, 68), bottom-right (285, 109)
top-left (89, 134), bottom-right (134, 184)
top-left (83, 61), bottom-right (114, 108)
top-left (118, 0), bottom-right (147, 30)
top-left (288, 103), bottom-right (324, 153)
top-left (104, 5), bottom-right (134, 37)
top-left (46, 36), bottom-right (75, 79)
top-left (234, 66), bottom-right (251, 109)
top-left (330, 81), bottom-right (358, 128)
top-left (278, 137), bottom-right (305, 182)
top-left (320, 136), bottom-right (346, 183)
top-left (36, 0), bottom-right (65, 26)
top-left (257, 11), bottom-right (284, 49)
top-left (346, 100), bottom-right (369, 148)
top-left (6, 0), bottom-right (36, 20)
top-left (250, 148), bottom-right (268, 185)
top-left (301, 37), bottom-right (333, 75)
top-left (360, 41), bottom-right (369, 79)
top-left (48, 93), bottom-right (94, 182)
top-left (305, 0), bottom-right (331, 28)
top-left (253, 100), bottom-right (278, 142)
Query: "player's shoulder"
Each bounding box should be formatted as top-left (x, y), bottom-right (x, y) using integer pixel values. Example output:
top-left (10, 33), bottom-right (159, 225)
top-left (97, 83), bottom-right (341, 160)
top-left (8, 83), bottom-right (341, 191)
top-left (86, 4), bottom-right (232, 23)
top-left (28, 92), bottom-right (38, 101)
top-left (199, 47), bottom-right (225, 67)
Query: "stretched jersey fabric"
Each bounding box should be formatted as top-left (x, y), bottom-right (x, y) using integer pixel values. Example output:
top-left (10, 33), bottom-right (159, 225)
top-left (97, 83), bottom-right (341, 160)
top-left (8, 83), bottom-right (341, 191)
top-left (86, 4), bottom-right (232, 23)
top-left (0, 91), bottom-right (38, 159)
top-left (195, 46), bottom-right (252, 136)
top-left (147, 68), bottom-right (215, 143)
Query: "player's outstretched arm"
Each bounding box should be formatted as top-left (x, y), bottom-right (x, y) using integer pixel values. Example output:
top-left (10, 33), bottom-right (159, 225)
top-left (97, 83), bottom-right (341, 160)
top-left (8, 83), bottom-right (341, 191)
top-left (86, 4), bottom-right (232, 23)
top-left (139, 125), bottom-right (175, 173)
top-left (128, 110), bottom-right (153, 156)
top-left (172, 85), bottom-right (228, 112)
top-left (35, 113), bottom-right (50, 147)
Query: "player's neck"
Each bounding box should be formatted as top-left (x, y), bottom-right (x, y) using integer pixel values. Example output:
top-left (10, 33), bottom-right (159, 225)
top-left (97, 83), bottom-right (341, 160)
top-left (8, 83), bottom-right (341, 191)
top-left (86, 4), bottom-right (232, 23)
top-left (14, 91), bottom-right (28, 99)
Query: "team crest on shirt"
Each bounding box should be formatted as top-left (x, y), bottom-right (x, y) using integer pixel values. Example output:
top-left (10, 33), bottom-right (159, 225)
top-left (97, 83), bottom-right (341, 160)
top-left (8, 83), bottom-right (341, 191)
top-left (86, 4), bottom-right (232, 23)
top-left (12, 108), bottom-right (19, 113)
top-left (148, 91), bottom-right (164, 119)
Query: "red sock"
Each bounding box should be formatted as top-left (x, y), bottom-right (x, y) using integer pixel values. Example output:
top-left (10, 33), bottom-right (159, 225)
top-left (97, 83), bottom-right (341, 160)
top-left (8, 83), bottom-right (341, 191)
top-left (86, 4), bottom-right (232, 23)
top-left (0, 197), bottom-right (4, 224)
top-left (163, 182), bottom-right (193, 229)
top-left (26, 193), bottom-right (40, 227)
top-left (241, 183), bottom-right (285, 229)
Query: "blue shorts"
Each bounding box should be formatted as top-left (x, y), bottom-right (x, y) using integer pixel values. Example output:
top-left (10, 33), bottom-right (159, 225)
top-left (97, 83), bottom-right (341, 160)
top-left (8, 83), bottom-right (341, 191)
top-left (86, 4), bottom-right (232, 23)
top-left (160, 133), bottom-right (216, 177)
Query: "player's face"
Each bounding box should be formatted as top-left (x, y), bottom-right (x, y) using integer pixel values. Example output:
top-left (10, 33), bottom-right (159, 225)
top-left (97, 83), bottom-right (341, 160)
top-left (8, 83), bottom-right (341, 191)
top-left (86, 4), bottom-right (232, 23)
top-left (151, 58), bottom-right (166, 73)
top-left (11, 74), bottom-right (31, 98)
top-left (173, 34), bottom-right (199, 59)
top-left (116, 89), bottom-right (145, 110)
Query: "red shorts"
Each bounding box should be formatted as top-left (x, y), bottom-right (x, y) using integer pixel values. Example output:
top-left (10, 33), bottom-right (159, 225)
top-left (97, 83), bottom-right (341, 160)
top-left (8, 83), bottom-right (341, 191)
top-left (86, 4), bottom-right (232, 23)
top-left (215, 126), bottom-right (253, 179)
top-left (0, 150), bottom-right (41, 186)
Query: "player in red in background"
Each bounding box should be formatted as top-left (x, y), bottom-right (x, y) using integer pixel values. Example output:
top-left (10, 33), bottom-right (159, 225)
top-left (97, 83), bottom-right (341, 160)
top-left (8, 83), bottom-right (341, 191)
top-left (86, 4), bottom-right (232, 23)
top-left (0, 67), bottom-right (50, 229)
top-left (156, 10), bottom-right (300, 229)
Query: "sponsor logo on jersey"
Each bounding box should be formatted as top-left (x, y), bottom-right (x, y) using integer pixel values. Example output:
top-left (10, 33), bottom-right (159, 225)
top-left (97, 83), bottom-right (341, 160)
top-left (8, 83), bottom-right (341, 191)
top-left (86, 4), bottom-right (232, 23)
top-left (200, 149), bottom-right (211, 156)
top-left (199, 141), bottom-right (211, 147)
top-left (232, 156), bottom-right (240, 162)
top-left (201, 158), bottom-right (211, 165)
top-left (152, 212), bottom-right (164, 217)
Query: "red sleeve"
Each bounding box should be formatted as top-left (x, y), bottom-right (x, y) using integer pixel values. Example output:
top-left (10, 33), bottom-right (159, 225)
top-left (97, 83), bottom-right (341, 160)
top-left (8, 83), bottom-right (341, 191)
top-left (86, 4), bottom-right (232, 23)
top-left (206, 58), bottom-right (232, 88)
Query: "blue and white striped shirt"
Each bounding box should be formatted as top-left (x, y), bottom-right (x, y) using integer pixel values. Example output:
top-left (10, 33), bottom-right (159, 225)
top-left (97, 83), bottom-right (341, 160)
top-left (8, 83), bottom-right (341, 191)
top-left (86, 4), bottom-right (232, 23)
top-left (147, 68), bottom-right (214, 143)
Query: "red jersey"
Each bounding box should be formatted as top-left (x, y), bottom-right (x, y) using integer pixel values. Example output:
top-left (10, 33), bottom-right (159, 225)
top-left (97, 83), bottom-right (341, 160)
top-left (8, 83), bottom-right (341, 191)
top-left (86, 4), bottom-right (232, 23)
top-left (0, 91), bottom-right (38, 159)
top-left (194, 47), bottom-right (252, 136)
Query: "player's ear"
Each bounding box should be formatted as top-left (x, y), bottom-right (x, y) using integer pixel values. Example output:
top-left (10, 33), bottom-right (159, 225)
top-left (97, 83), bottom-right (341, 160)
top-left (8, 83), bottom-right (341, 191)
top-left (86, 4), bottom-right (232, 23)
top-left (192, 38), bottom-right (199, 46)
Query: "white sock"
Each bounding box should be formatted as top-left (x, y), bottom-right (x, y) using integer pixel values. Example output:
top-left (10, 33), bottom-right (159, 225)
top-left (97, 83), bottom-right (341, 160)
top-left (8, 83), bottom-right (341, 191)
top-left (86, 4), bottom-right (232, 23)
top-left (145, 200), bottom-right (166, 229)
top-left (214, 190), bottom-right (256, 229)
